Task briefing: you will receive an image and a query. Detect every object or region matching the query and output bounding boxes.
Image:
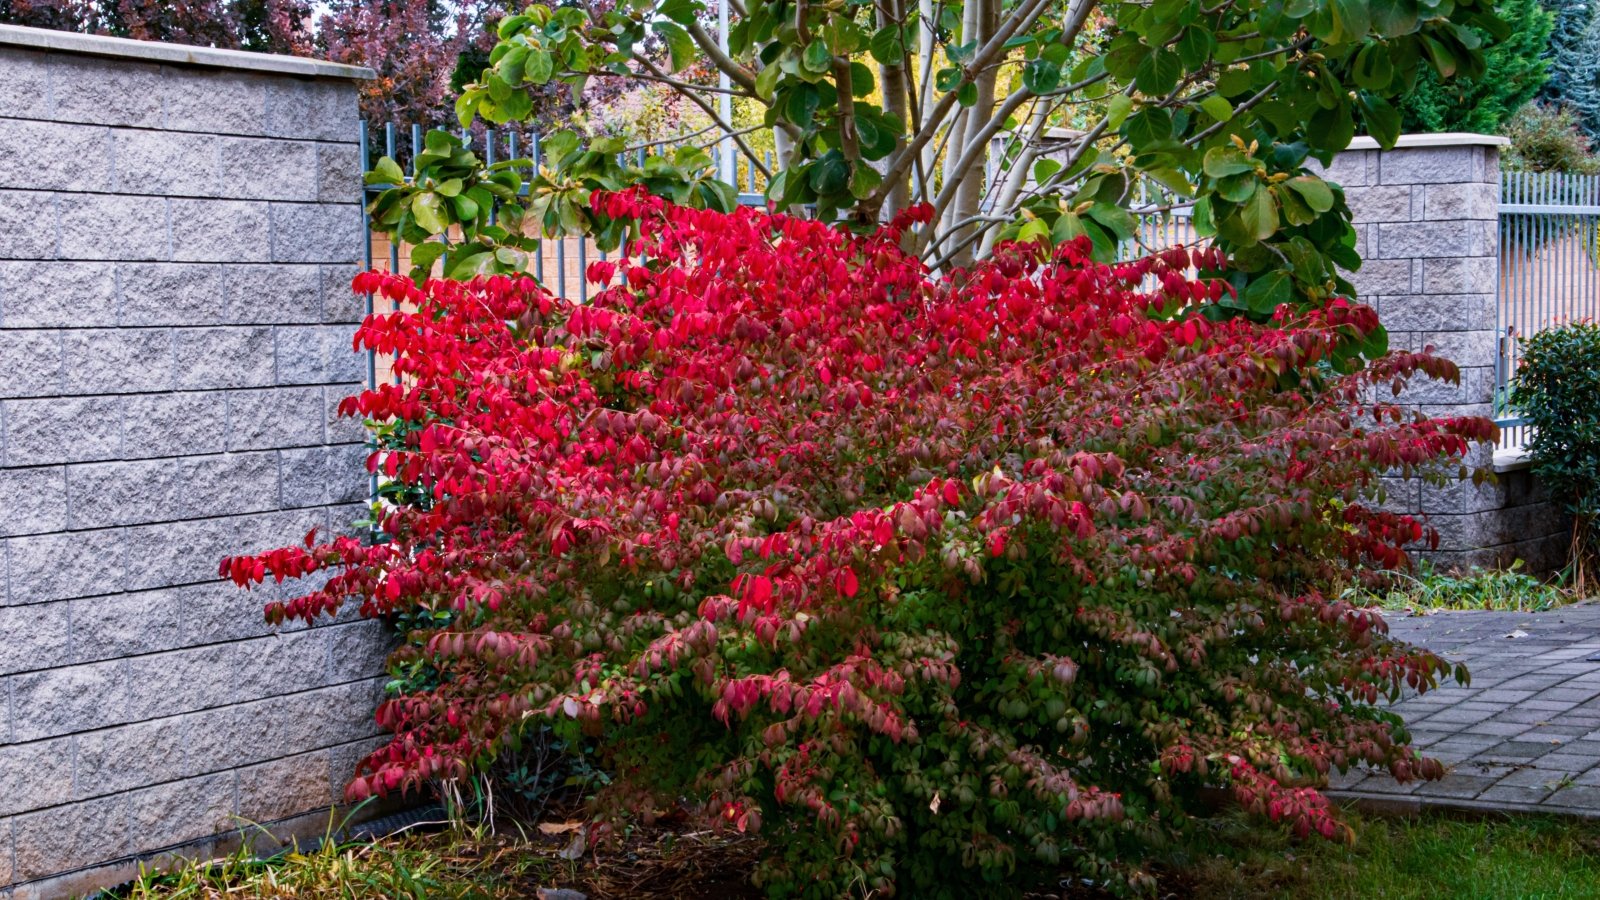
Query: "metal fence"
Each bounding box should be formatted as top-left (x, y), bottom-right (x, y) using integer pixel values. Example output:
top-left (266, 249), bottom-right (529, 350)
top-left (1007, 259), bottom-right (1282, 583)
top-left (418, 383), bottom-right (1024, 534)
top-left (1497, 171), bottom-right (1600, 446)
top-left (359, 122), bottom-right (773, 305)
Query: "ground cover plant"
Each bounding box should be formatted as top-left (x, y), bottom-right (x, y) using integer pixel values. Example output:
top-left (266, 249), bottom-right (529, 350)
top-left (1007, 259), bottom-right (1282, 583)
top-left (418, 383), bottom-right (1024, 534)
top-left (1350, 560), bottom-right (1569, 614)
top-left (117, 808), bottom-right (1600, 899)
top-left (225, 193), bottom-right (1492, 896)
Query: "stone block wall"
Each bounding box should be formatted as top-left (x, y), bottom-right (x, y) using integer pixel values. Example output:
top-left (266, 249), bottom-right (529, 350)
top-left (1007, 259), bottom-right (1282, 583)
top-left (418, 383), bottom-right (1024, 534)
top-left (0, 26), bottom-right (385, 899)
top-left (1312, 134), bottom-right (1568, 572)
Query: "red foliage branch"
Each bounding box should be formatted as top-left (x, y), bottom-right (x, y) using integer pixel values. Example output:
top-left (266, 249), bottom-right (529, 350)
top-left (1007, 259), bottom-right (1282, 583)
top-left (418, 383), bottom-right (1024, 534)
top-left (225, 191), bottom-right (1490, 894)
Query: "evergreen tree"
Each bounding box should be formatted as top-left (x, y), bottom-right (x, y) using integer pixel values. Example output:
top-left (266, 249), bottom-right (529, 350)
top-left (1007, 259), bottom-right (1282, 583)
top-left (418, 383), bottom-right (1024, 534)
top-left (1542, 0), bottom-right (1600, 138)
top-left (1399, 0), bottom-right (1552, 133)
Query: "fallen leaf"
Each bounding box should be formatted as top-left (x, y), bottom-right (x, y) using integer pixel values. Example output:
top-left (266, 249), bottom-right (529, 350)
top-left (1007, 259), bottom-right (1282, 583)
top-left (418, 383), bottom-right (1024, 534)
top-left (559, 830), bottom-right (587, 860)
top-left (539, 821), bottom-right (584, 835)
top-left (1505, 629), bottom-right (1529, 639)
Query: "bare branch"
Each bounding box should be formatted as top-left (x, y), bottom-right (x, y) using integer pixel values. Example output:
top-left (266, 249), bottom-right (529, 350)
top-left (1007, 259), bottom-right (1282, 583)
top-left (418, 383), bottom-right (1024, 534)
top-left (687, 21), bottom-right (758, 94)
top-left (636, 56), bottom-right (772, 179)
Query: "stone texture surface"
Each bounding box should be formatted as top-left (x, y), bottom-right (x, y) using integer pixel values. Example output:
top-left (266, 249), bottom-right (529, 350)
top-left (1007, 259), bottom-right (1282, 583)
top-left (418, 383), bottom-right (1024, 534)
top-left (0, 44), bottom-right (377, 896)
top-left (1340, 141), bottom-right (1564, 574)
top-left (1332, 606), bottom-right (1600, 818)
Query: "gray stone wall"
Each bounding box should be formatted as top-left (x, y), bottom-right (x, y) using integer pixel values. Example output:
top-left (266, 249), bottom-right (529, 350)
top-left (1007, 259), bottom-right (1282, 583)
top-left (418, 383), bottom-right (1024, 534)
top-left (1313, 135), bottom-right (1567, 573)
top-left (0, 28), bottom-right (385, 899)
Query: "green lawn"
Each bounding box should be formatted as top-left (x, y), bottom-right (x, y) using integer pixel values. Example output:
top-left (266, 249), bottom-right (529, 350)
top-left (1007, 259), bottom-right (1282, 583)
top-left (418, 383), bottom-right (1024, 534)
top-left (114, 808), bottom-right (1600, 899)
top-left (1171, 810), bottom-right (1600, 900)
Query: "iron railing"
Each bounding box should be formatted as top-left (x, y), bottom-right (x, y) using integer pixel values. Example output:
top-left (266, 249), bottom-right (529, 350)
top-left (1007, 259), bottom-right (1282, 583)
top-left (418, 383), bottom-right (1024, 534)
top-left (1497, 170), bottom-right (1600, 446)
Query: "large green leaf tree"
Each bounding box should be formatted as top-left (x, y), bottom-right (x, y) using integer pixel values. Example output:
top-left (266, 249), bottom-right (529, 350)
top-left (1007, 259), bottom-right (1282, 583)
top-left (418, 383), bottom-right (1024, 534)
top-left (368, 0), bottom-right (1503, 332)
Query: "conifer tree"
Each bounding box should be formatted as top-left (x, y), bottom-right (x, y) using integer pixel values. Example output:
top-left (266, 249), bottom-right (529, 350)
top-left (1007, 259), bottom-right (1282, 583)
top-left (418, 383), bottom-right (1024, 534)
top-left (1399, 0), bottom-right (1551, 134)
top-left (1542, 0), bottom-right (1600, 138)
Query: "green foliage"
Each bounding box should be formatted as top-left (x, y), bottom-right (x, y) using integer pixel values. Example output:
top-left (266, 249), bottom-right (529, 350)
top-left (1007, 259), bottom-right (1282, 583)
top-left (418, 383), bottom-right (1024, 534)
top-left (364, 128), bottom-right (737, 284)
top-left (1350, 560), bottom-right (1566, 612)
top-left (1512, 322), bottom-right (1600, 588)
top-left (1541, 0), bottom-right (1600, 139)
top-left (120, 808), bottom-right (1600, 899)
top-left (364, 0), bottom-right (1507, 344)
top-left (1502, 102), bottom-right (1600, 173)
top-left (117, 816), bottom-right (554, 900)
top-left (1396, 0), bottom-right (1551, 134)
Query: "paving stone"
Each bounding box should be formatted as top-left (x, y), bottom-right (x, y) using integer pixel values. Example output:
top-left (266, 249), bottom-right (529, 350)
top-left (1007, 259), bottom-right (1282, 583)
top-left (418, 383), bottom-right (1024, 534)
top-left (1334, 608), bottom-right (1600, 817)
top-left (1411, 775), bottom-right (1497, 800)
top-left (1544, 784), bottom-right (1600, 808)
top-left (1477, 783), bottom-right (1560, 805)
top-left (1462, 720), bottom-right (1534, 737)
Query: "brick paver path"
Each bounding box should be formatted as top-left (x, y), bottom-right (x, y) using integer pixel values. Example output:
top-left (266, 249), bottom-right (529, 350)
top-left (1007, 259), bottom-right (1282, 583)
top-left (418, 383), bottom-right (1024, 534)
top-left (1330, 604), bottom-right (1600, 816)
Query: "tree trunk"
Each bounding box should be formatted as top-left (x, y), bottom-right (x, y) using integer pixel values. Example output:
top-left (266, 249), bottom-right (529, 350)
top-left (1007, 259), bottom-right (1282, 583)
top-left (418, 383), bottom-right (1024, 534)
top-left (946, 0), bottom-right (999, 268)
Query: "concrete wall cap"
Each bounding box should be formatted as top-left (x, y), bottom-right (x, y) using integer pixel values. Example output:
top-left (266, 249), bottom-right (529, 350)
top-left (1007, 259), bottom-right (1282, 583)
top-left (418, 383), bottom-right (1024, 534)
top-left (0, 23), bottom-right (375, 80)
top-left (1346, 132), bottom-right (1510, 151)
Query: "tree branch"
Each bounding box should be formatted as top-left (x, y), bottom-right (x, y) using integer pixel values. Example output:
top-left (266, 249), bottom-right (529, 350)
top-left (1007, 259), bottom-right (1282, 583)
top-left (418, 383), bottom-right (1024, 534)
top-left (871, 0), bottom-right (1093, 208)
top-left (636, 56), bottom-right (772, 179)
top-left (688, 21), bottom-right (758, 94)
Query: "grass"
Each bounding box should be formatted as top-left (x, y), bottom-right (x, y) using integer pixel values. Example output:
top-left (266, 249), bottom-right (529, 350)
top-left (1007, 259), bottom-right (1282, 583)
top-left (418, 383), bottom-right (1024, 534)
top-left (110, 807), bottom-right (1600, 899)
top-left (1351, 560), bottom-right (1572, 614)
top-left (111, 824), bottom-right (561, 900)
top-left (1170, 809), bottom-right (1600, 900)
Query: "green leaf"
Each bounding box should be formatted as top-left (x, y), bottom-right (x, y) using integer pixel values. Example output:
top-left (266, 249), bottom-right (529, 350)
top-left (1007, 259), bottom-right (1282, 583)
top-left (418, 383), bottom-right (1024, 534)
top-left (1239, 186), bottom-right (1279, 241)
top-left (1105, 95), bottom-right (1134, 131)
top-left (1243, 270), bottom-right (1292, 314)
top-left (786, 85), bottom-right (821, 126)
top-left (807, 151), bottom-right (850, 195)
top-left (1018, 218), bottom-right (1050, 243)
top-left (410, 241), bottom-right (446, 276)
top-left (1125, 108), bottom-right (1172, 147)
top-left (868, 25), bottom-right (904, 64)
top-left (1370, 1), bottom-right (1418, 38)
top-left (1086, 202), bottom-right (1136, 240)
top-left (451, 193), bottom-right (480, 221)
top-left (1285, 176), bottom-right (1334, 213)
top-left (653, 21), bottom-right (696, 72)
top-left (1134, 49), bottom-right (1182, 95)
top-left (412, 193), bottom-right (448, 235)
top-left (494, 246), bottom-right (529, 268)
top-left (370, 157), bottom-right (404, 185)
top-left (1329, 0), bottom-right (1371, 42)
top-left (1216, 174), bottom-right (1257, 203)
top-left (1203, 146), bottom-right (1254, 178)
top-left (754, 62), bottom-right (781, 100)
top-left (447, 251), bottom-right (497, 280)
top-left (1051, 211), bottom-right (1088, 244)
top-left (1199, 95), bottom-right (1233, 123)
top-left (848, 163), bottom-right (882, 199)
top-left (500, 45), bottom-right (529, 85)
top-left (1352, 42), bottom-right (1394, 91)
top-left (1023, 59), bottom-right (1061, 94)
top-left (524, 49), bottom-right (554, 85)
top-left (1308, 103), bottom-right (1356, 153)
top-left (803, 40), bottom-right (833, 74)
top-left (658, 0), bottom-right (700, 26)
top-left (1175, 26), bottom-right (1215, 69)
top-left (497, 14), bottom-right (531, 39)
top-left (1356, 93), bottom-right (1401, 148)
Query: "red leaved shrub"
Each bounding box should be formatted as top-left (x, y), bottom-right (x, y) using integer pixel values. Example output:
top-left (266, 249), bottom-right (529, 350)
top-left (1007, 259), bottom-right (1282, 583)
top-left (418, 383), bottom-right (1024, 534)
top-left (225, 191), bottom-right (1490, 896)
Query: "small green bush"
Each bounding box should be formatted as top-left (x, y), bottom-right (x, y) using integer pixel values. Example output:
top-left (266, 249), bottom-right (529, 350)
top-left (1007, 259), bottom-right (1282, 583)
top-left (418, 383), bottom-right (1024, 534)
top-left (1501, 103), bottom-right (1600, 175)
top-left (1512, 322), bottom-right (1600, 590)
